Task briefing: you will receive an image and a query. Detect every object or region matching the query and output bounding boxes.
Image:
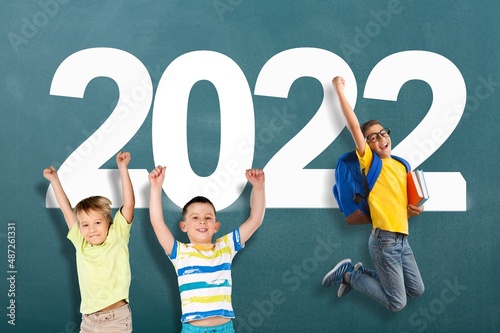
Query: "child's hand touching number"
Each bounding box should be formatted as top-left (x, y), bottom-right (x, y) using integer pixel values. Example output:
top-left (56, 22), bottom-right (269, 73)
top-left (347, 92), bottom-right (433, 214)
top-left (149, 166), bottom-right (167, 187)
top-left (116, 151), bottom-right (131, 168)
top-left (245, 168), bottom-right (265, 187)
top-left (332, 76), bottom-right (345, 92)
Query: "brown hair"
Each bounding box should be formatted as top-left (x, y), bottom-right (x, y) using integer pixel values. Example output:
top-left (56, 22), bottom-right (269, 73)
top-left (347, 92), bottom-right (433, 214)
top-left (182, 196), bottom-right (217, 220)
top-left (360, 120), bottom-right (383, 137)
top-left (74, 196), bottom-right (113, 225)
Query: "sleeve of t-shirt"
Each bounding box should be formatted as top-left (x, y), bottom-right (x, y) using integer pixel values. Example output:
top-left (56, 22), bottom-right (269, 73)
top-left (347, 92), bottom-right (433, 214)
top-left (168, 240), bottom-right (179, 260)
top-left (67, 221), bottom-right (82, 249)
top-left (356, 144), bottom-right (374, 172)
top-left (232, 228), bottom-right (244, 252)
top-left (112, 208), bottom-right (132, 241)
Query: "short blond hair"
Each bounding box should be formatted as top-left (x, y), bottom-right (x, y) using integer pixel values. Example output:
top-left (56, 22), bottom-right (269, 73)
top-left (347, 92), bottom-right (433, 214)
top-left (74, 196), bottom-right (113, 225)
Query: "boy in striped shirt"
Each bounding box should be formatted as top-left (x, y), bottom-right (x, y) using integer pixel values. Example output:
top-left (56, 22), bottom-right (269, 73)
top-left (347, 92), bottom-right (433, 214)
top-left (149, 166), bottom-right (266, 333)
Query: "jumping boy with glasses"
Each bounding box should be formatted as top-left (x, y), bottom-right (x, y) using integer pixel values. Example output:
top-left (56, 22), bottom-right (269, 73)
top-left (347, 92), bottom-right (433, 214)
top-left (322, 76), bottom-right (425, 312)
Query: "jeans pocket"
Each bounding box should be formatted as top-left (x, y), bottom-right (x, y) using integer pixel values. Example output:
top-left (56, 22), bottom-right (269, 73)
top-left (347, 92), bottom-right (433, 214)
top-left (379, 235), bottom-right (397, 247)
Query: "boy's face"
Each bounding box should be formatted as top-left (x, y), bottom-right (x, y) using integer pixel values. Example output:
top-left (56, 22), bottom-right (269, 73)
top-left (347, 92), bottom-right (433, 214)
top-left (180, 202), bottom-right (220, 245)
top-left (365, 124), bottom-right (392, 158)
top-left (78, 209), bottom-right (111, 245)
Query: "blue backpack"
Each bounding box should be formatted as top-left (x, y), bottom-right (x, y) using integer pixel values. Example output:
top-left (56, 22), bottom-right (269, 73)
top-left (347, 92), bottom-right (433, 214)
top-left (333, 151), bottom-right (410, 225)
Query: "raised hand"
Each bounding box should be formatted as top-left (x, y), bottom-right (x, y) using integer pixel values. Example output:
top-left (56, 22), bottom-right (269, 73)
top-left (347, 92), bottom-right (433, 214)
top-left (245, 168), bottom-right (265, 188)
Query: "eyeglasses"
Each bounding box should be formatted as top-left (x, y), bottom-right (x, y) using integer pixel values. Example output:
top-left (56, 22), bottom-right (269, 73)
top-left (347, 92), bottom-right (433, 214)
top-left (365, 128), bottom-right (390, 143)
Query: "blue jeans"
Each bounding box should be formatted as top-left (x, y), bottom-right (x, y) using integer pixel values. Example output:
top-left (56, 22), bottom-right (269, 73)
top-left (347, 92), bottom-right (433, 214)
top-left (349, 229), bottom-right (425, 311)
top-left (181, 321), bottom-right (234, 333)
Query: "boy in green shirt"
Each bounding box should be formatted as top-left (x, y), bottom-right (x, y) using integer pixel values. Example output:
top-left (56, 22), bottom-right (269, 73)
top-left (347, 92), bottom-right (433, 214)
top-left (43, 152), bottom-right (135, 332)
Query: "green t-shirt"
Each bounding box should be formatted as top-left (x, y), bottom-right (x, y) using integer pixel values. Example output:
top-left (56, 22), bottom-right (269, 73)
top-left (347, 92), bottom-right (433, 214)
top-left (67, 209), bottom-right (132, 314)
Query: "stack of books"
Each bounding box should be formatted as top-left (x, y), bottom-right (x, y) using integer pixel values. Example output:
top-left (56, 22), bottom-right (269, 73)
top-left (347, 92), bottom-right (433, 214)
top-left (407, 169), bottom-right (430, 207)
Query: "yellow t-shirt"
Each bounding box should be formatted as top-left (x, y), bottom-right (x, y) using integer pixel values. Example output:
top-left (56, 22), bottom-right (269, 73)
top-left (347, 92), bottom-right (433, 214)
top-left (67, 209), bottom-right (132, 314)
top-left (357, 146), bottom-right (409, 234)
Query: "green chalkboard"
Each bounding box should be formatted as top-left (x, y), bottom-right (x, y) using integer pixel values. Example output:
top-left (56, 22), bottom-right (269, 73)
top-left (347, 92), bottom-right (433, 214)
top-left (1, 0), bottom-right (499, 332)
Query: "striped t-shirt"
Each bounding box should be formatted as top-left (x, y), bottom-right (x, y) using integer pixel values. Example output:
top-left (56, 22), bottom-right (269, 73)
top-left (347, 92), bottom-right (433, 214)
top-left (168, 229), bottom-right (244, 323)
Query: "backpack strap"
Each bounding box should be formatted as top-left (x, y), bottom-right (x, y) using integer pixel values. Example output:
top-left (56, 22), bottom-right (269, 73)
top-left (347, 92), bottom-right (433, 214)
top-left (365, 153), bottom-right (382, 191)
top-left (356, 168), bottom-right (370, 204)
top-left (391, 155), bottom-right (411, 173)
top-left (355, 153), bottom-right (382, 203)
top-left (360, 154), bottom-right (410, 199)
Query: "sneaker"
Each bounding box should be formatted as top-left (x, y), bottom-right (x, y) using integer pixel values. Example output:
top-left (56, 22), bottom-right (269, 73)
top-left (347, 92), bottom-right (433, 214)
top-left (337, 262), bottom-right (364, 298)
top-left (354, 262), bottom-right (367, 274)
top-left (337, 282), bottom-right (351, 298)
top-left (322, 259), bottom-right (353, 287)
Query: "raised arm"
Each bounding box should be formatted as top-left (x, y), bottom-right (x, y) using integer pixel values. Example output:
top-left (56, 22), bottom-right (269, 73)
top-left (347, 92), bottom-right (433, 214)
top-left (332, 76), bottom-right (367, 156)
top-left (43, 166), bottom-right (76, 229)
top-left (149, 166), bottom-right (175, 255)
top-left (116, 152), bottom-right (135, 223)
top-left (239, 168), bottom-right (266, 245)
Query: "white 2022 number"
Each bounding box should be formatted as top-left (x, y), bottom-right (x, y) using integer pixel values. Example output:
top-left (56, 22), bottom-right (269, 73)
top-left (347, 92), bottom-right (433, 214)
top-left (46, 47), bottom-right (466, 211)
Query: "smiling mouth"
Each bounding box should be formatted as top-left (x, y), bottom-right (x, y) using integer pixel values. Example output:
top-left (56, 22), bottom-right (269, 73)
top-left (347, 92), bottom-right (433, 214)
top-left (197, 228), bottom-right (208, 232)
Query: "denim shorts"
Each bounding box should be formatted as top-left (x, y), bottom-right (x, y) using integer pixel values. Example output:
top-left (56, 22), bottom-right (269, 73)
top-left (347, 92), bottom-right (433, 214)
top-left (182, 320), bottom-right (234, 333)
